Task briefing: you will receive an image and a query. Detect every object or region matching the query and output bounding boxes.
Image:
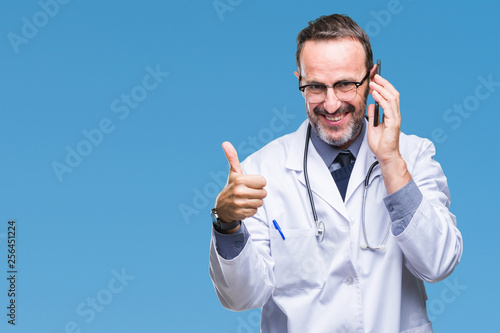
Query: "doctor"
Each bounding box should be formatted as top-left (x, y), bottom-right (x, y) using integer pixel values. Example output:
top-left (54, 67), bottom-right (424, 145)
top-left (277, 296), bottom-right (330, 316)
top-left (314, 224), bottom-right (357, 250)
top-left (209, 14), bottom-right (462, 333)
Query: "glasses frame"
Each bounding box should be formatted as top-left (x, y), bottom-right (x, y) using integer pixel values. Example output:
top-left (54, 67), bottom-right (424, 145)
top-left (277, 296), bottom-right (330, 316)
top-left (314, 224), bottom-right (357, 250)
top-left (298, 71), bottom-right (370, 102)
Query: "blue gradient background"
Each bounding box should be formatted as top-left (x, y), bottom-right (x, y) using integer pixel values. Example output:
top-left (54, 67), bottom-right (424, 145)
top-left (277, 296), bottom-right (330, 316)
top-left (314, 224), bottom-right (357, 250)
top-left (0, 0), bottom-right (498, 332)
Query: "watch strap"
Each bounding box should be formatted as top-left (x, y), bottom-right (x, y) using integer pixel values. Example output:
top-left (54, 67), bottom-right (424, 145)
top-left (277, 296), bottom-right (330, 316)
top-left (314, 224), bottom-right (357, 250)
top-left (213, 219), bottom-right (241, 232)
top-left (211, 208), bottom-right (241, 232)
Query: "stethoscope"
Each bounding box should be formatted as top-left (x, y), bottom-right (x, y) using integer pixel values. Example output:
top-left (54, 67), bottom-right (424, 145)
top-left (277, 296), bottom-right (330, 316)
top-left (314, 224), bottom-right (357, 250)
top-left (303, 124), bottom-right (390, 251)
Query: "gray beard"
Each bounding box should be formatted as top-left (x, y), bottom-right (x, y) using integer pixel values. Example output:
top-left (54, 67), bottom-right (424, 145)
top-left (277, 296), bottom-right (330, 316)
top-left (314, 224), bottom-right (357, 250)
top-left (308, 103), bottom-right (364, 147)
top-left (315, 117), bottom-right (362, 147)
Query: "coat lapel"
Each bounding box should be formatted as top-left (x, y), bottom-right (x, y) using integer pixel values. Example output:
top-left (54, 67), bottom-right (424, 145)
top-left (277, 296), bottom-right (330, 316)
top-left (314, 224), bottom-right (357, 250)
top-left (285, 120), bottom-right (382, 217)
top-left (285, 121), bottom-right (348, 218)
top-left (346, 120), bottom-right (381, 203)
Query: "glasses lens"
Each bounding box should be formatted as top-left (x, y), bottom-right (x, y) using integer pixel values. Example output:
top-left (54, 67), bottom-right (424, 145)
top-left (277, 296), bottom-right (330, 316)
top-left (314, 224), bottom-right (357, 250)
top-left (335, 83), bottom-right (357, 101)
top-left (304, 85), bottom-right (326, 103)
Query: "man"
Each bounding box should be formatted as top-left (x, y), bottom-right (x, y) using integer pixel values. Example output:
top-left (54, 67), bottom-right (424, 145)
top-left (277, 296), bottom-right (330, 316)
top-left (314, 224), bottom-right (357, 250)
top-left (209, 14), bottom-right (462, 333)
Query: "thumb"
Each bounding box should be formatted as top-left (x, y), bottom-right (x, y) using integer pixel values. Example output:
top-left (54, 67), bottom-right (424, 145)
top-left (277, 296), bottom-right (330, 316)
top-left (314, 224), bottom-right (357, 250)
top-left (222, 141), bottom-right (243, 174)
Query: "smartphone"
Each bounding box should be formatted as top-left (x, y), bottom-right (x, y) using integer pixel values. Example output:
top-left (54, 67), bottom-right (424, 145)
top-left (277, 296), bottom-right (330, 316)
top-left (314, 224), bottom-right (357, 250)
top-left (374, 59), bottom-right (381, 127)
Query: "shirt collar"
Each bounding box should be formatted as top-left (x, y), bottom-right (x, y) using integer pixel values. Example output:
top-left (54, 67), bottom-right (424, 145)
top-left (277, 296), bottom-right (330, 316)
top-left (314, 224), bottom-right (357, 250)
top-left (310, 120), bottom-right (366, 167)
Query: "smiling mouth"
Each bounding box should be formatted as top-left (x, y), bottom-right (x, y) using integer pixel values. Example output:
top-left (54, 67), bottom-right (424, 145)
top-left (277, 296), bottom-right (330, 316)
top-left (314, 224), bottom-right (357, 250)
top-left (324, 114), bottom-right (346, 122)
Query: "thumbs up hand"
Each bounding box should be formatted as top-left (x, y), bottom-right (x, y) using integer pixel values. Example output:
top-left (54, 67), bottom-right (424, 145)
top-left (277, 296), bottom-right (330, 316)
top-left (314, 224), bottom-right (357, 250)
top-left (215, 142), bottom-right (267, 227)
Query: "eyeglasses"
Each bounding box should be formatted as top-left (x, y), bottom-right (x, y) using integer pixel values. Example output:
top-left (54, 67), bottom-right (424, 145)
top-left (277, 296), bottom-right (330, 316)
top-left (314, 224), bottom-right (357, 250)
top-left (298, 72), bottom-right (370, 103)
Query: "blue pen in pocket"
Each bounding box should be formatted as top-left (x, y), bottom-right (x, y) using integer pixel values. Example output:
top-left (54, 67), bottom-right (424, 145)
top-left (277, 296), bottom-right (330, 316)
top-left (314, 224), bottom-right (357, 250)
top-left (272, 220), bottom-right (285, 240)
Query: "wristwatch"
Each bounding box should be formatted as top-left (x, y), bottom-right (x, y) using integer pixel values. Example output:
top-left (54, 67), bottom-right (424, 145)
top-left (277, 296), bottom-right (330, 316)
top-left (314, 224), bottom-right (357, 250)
top-left (211, 208), bottom-right (241, 232)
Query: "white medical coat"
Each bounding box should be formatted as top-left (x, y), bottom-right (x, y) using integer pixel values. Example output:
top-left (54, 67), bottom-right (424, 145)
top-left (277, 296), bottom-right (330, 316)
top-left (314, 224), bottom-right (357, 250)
top-left (209, 120), bottom-right (463, 333)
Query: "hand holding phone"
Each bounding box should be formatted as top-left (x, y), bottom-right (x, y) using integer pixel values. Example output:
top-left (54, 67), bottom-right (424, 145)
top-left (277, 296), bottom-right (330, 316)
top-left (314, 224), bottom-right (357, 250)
top-left (374, 59), bottom-right (381, 127)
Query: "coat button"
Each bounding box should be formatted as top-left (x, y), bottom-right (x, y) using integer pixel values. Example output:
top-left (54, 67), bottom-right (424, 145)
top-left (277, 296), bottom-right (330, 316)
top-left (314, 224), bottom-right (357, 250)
top-left (345, 276), bottom-right (354, 285)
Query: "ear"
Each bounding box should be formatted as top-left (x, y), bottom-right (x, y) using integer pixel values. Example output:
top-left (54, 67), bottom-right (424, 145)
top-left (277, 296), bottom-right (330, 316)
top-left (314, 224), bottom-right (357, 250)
top-left (368, 64), bottom-right (377, 94)
top-left (294, 71), bottom-right (300, 79)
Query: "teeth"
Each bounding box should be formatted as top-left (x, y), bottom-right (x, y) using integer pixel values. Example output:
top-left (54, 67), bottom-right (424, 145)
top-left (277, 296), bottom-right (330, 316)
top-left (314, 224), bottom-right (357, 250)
top-left (325, 114), bottom-right (344, 121)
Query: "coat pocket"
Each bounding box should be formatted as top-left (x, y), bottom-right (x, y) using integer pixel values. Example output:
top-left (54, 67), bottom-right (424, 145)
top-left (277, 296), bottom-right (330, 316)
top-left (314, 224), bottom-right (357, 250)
top-left (270, 227), bottom-right (325, 290)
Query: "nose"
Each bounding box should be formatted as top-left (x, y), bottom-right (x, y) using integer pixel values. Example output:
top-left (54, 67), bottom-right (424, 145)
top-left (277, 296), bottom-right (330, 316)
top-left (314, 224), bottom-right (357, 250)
top-left (323, 87), bottom-right (342, 113)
